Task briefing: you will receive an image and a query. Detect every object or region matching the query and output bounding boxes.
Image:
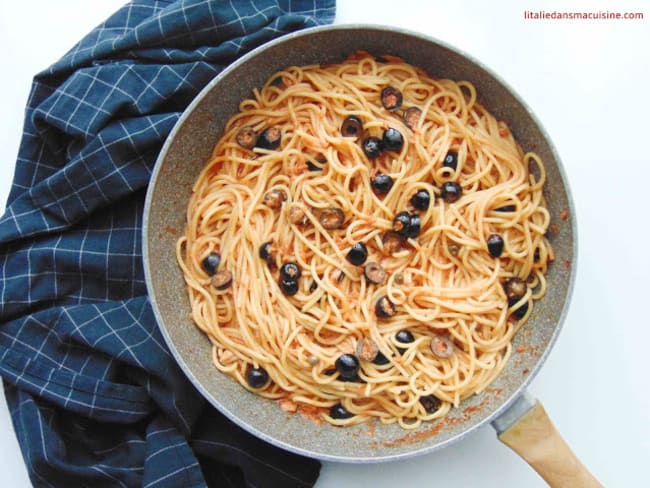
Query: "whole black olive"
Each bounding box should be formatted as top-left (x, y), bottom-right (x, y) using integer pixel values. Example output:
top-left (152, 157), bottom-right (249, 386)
top-left (256, 126), bottom-right (282, 150)
top-left (381, 86), bottom-right (403, 111)
top-left (279, 279), bottom-right (299, 296)
top-left (382, 128), bottom-right (404, 151)
top-left (330, 403), bottom-right (354, 420)
top-left (202, 253), bottom-right (221, 275)
top-left (395, 330), bottom-right (415, 345)
top-left (495, 204), bottom-right (516, 212)
top-left (410, 189), bottom-right (431, 210)
top-left (511, 301), bottom-right (529, 319)
top-left (335, 354), bottom-right (360, 380)
top-left (487, 234), bottom-right (505, 258)
top-left (443, 150), bottom-right (458, 171)
top-left (371, 173), bottom-right (394, 195)
top-left (341, 115), bottom-right (363, 138)
top-left (441, 182), bottom-right (463, 203)
top-left (346, 242), bottom-right (368, 266)
top-left (246, 366), bottom-right (269, 388)
top-left (393, 211), bottom-right (420, 239)
top-left (280, 262), bottom-right (301, 281)
top-left (361, 136), bottom-right (383, 159)
top-left (373, 350), bottom-right (391, 365)
top-left (375, 296), bottom-right (396, 319)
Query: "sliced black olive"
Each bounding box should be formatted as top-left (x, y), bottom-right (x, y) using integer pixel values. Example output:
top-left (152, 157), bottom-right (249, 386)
top-left (356, 338), bottom-right (379, 362)
top-left (410, 189), bottom-right (431, 210)
top-left (487, 234), bottom-right (505, 258)
top-left (280, 262), bottom-right (301, 281)
top-left (211, 270), bottom-right (233, 290)
top-left (443, 150), bottom-right (458, 171)
top-left (441, 182), bottom-right (463, 203)
top-left (375, 296), bottom-right (396, 319)
top-left (393, 211), bottom-right (420, 239)
top-left (361, 136), bottom-right (383, 159)
top-left (504, 277), bottom-right (527, 300)
top-left (246, 366), bottom-right (269, 388)
top-left (259, 241), bottom-right (275, 266)
top-left (289, 206), bottom-right (308, 225)
top-left (202, 253), bottom-right (221, 275)
top-left (341, 115), bottom-right (363, 138)
top-left (346, 242), bottom-right (368, 266)
top-left (495, 204), bottom-right (516, 212)
top-left (403, 107), bottom-right (422, 129)
top-left (263, 189), bottom-right (287, 209)
top-left (419, 395), bottom-right (441, 414)
top-left (373, 350), bottom-right (390, 365)
top-left (371, 173), bottom-right (394, 195)
top-left (256, 126), bottom-right (282, 150)
top-left (335, 354), bottom-right (360, 380)
top-left (236, 126), bottom-right (257, 149)
top-left (363, 262), bottom-right (386, 284)
top-left (279, 279), bottom-right (299, 296)
top-left (382, 231), bottom-right (404, 254)
top-left (382, 128), bottom-right (404, 151)
top-left (381, 86), bottom-right (403, 111)
top-left (330, 403), bottom-right (354, 420)
top-left (319, 207), bottom-right (345, 230)
top-left (430, 335), bottom-right (454, 358)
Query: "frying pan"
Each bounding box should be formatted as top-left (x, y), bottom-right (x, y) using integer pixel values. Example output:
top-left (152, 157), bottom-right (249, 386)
top-left (143, 25), bottom-right (599, 486)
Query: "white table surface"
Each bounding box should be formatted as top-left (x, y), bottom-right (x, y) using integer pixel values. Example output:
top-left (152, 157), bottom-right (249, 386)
top-left (1, 1), bottom-right (648, 486)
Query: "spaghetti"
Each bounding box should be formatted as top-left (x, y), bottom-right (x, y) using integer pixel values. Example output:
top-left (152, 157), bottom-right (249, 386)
top-left (176, 52), bottom-right (554, 429)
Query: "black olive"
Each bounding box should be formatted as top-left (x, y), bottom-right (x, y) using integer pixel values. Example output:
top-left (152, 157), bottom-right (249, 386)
top-left (289, 206), bottom-right (308, 225)
top-left (393, 211), bottom-right (420, 239)
top-left (202, 253), bottom-right (221, 275)
top-left (430, 335), bottom-right (454, 358)
top-left (487, 234), bottom-right (504, 258)
top-left (263, 189), bottom-right (287, 209)
top-left (504, 277), bottom-right (527, 300)
top-left (371, 173), bottom-right (394, 195)
top-left (211, 270), bottom-right (233, 290)
top-left (375, 296), bottom-right (396, 319)
top-left (319, 207), bottom-right (345, 230)
top-left (382, 231), bottom-right (404, 254)
top-left (236, 126), bottom-right (257, 149)
top-left (373, 350), bottom-right (390, 365)
top-left (335, 354), bottom-right (360, 380)
top-left (361, 136), bottom-right (383, 159)
top-left (396, 330), bottom-right (415, 344)
top-left (280, 262), bottom-right (301, 281)
top-left (256, 126), bottom-right (282, 150)
top-left (441, 182), bottom-right (462, 203)
top-left (382, 128), bottom-right (404, 151)
top-left (270, 75), bottom-right (283, 87)
top-left (381, 86), bottom-right (403, 111)
top-left (443, 150), bottom-right (458, 171)
top-left (246, 366), bottom-right (269, 388)
top-left (534, 247), bottom-right (541, 262)
top-left (279, 279), bottom-right (299, 296)
top-left (495, 204), bottom-right (516, 212)
top-left (510, 301), bottom-right (529, 319)
top-left (363, 262), bottom-right (386, 285)
top-left (403, 107), bottom-right (422, 129)
top-left (419, 395), bottom-right (441, 413)
top-left (330, 403), bottom-right (354, 420)
top-left (341, 115), bottom-right (363, 138)
top-left (309, 280), bottom-right (319, 292)
top-left (356, 338), bottom-right (379, 362)
top-left (259, 241), bottom-right (275, 266)
top-left (410, 189), bottom-right (431, 210)
top-left (346, 242), bottom-right (368, 266)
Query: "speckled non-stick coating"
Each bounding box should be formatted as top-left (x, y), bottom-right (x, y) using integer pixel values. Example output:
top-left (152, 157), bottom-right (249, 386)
top-left (143, 25), bottom-right (576, 463)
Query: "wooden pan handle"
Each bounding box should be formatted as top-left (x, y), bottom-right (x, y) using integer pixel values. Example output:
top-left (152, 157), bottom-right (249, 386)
top-left (498, 401), bottom-right (602, 487)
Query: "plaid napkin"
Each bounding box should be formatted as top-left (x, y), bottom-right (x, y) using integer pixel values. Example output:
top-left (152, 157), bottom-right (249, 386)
top-left (0, 1), bottom-right (335, 487)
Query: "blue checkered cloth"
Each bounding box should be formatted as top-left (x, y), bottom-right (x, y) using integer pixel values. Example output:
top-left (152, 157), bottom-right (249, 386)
top-left (0, 1), bottom-right (335, 487)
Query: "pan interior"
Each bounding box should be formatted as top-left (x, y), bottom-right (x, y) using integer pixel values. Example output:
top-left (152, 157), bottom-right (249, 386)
top-left (143, 25), bottom-right (574, 463)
